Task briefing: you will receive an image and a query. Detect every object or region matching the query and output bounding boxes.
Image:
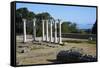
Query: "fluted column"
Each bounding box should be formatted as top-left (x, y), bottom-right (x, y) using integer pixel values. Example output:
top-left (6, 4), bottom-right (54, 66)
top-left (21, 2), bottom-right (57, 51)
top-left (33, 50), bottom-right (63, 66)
top-left (46, 20), bottom-right (49, 42)
top-left (42, 20), bottom-right (45, 41)
top-left (22, 19), bottom-right (27, 43)
top-left (54, 20), bottom-right (57, 43)
top-left (58, 19), bottom-right (62, 44)
top-left (33, 18), bottom-right (36, 41)
top-left (50, 20), bottom-right (53, 42)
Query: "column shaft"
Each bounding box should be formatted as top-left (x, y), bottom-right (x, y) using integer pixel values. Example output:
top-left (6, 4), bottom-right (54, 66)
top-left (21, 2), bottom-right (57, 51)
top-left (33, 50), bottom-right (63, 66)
top-left (42, 20), bottom-right (45, 41)
top-left (46, 20), bottom-right (49, 42)
top-left (54, 20), bottom-right (57, 43)
top-left (33, 18), bottom-right (36, 41)
top-left (59, 20), bottom-right (62, 44)
top-left (22, 19), bottom-right (27, 43)
top-left (50, 20), bottom-right (53, 42)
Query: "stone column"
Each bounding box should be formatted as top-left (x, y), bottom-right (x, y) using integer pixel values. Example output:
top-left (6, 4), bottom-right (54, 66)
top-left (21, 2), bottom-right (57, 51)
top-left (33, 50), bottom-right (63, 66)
top-left (46, 20), bottom-right (49, 42)
top-left (54, 20), bottom-right (57, 43)
top-left (42, 20), bottom-right (45, 41)
top-left (33, 18), bottom-right (36, 41)
top-left (58, 19), bottom-right (62, 44)
top-left (22, 19), bottom-right (27, 43)
top-left (50, 20), bottom-right (53, 42)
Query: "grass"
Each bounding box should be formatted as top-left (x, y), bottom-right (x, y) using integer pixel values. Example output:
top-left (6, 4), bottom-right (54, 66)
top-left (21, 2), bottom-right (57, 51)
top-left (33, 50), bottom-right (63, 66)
top-left (63, 40), bottom-right (96, 44)
top-left (63, 40), bottom-right (83, 43)
top-left (86, 40), bottom-right (96, 44)
top-left (30, 46), bottom-right (45, 50)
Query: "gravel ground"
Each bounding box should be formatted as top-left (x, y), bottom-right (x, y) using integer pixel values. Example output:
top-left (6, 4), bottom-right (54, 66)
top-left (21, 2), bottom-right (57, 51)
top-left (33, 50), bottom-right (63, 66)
top-left (16, 35), bottom-right (96, 65)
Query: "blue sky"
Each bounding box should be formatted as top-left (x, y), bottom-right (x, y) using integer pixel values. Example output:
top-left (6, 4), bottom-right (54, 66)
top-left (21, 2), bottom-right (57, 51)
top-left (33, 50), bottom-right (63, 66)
top-left (16, 3), bottom-right (96, 29)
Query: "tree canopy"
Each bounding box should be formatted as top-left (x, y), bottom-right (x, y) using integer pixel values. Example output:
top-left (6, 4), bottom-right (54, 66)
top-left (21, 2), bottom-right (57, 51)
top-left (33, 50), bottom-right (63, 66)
top-left (92, 20), bottom-right (97, 34)
top-left (16, 8), bottom-right (52, 36)
top-left (61, 21), bottom-right (78, 33)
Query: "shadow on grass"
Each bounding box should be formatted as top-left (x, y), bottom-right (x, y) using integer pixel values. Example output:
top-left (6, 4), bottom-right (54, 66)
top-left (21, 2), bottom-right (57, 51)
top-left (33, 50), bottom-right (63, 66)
top-left (47, 59), bottom-right (63, 64)
top-left (47, 58), bottom-right (97, 64)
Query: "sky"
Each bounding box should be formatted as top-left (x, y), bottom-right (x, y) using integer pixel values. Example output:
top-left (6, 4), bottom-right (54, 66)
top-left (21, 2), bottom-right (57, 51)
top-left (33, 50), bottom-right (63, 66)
top-left (16, 3), bottom-right (97, 29)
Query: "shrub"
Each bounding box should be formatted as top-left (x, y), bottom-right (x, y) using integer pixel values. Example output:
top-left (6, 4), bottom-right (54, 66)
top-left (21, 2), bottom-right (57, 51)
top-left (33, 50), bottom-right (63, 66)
top-left (57, 48), bottom-right (82, 62)
top-left (80, 54), bottom-right (97, 62)
top-left (56, 47), bottom-right (97, 63)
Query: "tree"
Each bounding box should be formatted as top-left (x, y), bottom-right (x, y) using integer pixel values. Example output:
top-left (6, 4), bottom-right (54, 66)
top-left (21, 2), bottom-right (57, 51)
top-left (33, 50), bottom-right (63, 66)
top-left (92, 20), bottom-right (97, 34)
top-left (61, 21), bottom-right (78, 33)
top-left (70, 23), bottom-right (78, 33)
top-left (16, 7), bottom-right (53, 36)
top-left (61, 22), bottom-right (70, 33)
top-left (16, 8), bottom-right (29, 19)
top-left (27, 12), bottom-right (35, 20)
top-left (35, 12), bottom-right (52, 36)
top-left (16, 8), bottom-right (35, 34)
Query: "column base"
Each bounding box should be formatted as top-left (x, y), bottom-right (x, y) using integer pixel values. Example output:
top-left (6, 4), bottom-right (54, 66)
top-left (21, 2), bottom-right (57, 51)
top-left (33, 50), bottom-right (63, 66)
top-left (59, 42), bottom-right (63, 44)
top-left (23, 40), bottom-right (27, 43)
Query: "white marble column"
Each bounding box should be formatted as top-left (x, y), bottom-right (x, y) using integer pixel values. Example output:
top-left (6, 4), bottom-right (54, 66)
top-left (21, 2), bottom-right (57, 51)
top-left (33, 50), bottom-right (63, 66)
top-left (33, 18), bottom-right (36, 41)
top-left (54, 20), bottom-right (57, 43)
top-left (50, 20), bottom-right (53, 42)
top-left (22, 19), bottom-right (27, 43)
top-left (58, 19), bottom-right (62, 44)
top-left (46, 20), bottom-right (49, 42)
top-left (42, 20), bottom-right (45, 41)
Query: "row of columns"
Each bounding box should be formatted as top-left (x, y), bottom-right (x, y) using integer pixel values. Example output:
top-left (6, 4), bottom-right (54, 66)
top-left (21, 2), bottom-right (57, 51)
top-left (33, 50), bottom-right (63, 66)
top-left (22, 18), bottom-right (62, 44)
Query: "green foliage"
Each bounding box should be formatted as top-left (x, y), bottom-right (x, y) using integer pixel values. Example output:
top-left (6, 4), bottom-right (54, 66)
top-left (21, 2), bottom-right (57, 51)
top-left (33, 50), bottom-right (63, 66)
top-left (16, 8), bottom-right (52, 36)
top-left (63, 40), bottom-right (96, 44)
top-left (78, 29), bottom-right (87, 34)
top-left (27, 12), bottom-right (35, 20)
top-left (61, 21), bottom-right (78, 33)
top-left (92, 20), bottom-right (97, 34)
top-left (16, 8), bottom-right (29, 19)
top-left (35, 12), bottom-right (52, 36)
top-left (70, 23), bottom-right (78, 33)
top-left (87, 40), bottom-right (96, 44)
top-left (35, 12), bottom-right (51, 19)
top-left (61, 22), bottom-right (70, 33)
top-left (78, 29), bottom-right (92, 34)
top-left (63, 40), bottom-right (83, 43)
